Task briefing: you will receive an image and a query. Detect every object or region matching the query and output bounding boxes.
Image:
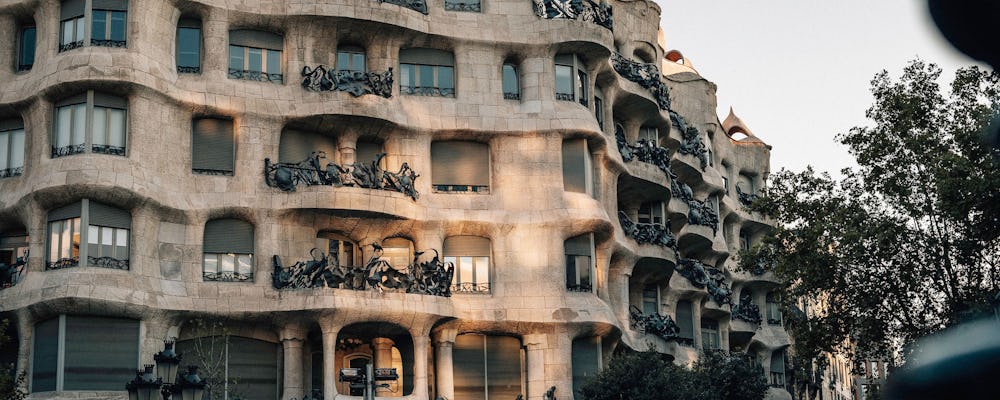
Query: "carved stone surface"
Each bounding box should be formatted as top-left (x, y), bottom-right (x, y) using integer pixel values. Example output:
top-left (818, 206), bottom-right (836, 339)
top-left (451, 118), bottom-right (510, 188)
top-left (618, 211), bottom-right (676, 249)
top-left (610, 52), bottom-right (671, 110)
top-left (272, 244), bottom-right (454, 297)
top-left (736, 184), bottom-right (759, 207)
top-left (678, 124), bottom-right (709, 170)
top-left (532, 0), bottom-right (613, 31)
top-left (264, 151), bottom-right (419, 200)
top-left (0, 251), bottom-right (27, 290)
top-left (629, 305), bottom-right (682, 342)
top-left (376, 0), bottom-right (429, 14)
top-left (732, 292), bottom-right (763, 324)
top-left (301, 65), bottom-right (394, 98)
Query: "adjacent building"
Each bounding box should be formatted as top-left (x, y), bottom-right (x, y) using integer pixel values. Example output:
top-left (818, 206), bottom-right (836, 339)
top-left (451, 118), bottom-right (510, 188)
top-left (0, 0), bottom-right (788, 399)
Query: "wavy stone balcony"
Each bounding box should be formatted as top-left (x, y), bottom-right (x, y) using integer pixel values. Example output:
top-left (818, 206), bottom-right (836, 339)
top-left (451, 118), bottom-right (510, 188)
top-left (675, 257), bottom-right (733, 306)
top-left (610, 52), bottom-right (671, 110)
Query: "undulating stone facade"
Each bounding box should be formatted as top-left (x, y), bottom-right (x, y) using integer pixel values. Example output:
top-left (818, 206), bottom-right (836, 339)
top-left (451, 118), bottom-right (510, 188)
top-left (0, 0), bottom-right (788, 399)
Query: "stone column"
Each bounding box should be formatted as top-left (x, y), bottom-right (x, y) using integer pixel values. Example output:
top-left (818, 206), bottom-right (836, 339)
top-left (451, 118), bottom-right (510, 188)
top-left (433, 329), bottom-right (457, 400)
top-left (372, 338), bottom-right (396, 397)
top-left (523, 333), bottom-right (548, 400)
top-left (412, 334), bottom-right (430, 399)
top-left (338, 131), bottom-right (359, 166)
top-left (280, 325), bottom-right (308, 400)
top-left (320, 323), bottom-right (340, 398)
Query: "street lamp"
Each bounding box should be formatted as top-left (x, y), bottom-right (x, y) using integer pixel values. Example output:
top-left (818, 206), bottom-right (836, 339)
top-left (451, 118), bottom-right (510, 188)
top-left (126, 340), bottom-right (206, 400)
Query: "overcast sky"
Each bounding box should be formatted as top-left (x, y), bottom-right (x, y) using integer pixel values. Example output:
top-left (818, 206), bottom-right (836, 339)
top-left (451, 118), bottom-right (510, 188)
top-left (653, 0), bottom-right (982, 176)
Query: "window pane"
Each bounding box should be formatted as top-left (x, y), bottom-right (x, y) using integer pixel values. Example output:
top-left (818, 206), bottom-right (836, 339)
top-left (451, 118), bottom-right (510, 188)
top-left (474, 257), bottom-right (489, 285)
top-left (177, 28), bottom-right (200, 68)
top-left (72, 104), bottom-right (86, 145)
top-left (71, 218), bottom-right (80, 259)
top-left (109, 108), bottom-right (126, 147)
top-left (116, 228), bottom-right (128, 259)
top-left (101, 226), bottom-right (113, 245)
top-left (75, 18), bottom-right (84, 42)
top-left (92, 11), bottom-right (107, 41)
top-left (0, 132), bottom-right (7, 168)
top-left (57, 106), bottom-right (72, 147)
top-left (248, 48), bottom-right (263, 72)
top-left (220, 253), bottom-right (235, 273)
top-left (63, 316), bottom-right (140, 390)
top-left (229, 45), bottom-right (244, 71)
top-left (266, 49), bottom-right (281, 75)
top-left (459, 256), bottom-right (473, 284)
top-left (62, 20), bottom-right (74, 45)
top-left (61, 219), bottom-right (72, 259)
top-left (203, 254), bottom-right (218, 274)
top-left (237, 254), bottom-right (253, 275)
top-left (555, 65), bottom-right (573, 96)
top-left (352, 53), bottom-right (365, 72)
top-left (578, 70), bottom-right (588, 99)
top-left (400, 64), bottom-right (414, 88)
top-left (31, 318), bottom-right (59, 392)
top-left (110, 11), bottom-right (126, 42)
top-left (336, 51), bottom-right (351, 71)
top-left (419, 65), bottom-right (435, 88)
top-left (9, 129), bottom-right (24, 168)
top-left (502, 65), bottom-right (518, 94)
top-left (453, 334), bottom-right (486, 400)
top-left (576, 255), bottom-right (591, 287)
top-left (92, 108), bottom-right (107, 146)
top-left (49, 221), bottom-right (61, 261)
top-left (88, 225), bottom-right (100, 244)
top-left (20, 27), bottom-right (36, 66)
top-left (438, 66), bottom-right (454, 90)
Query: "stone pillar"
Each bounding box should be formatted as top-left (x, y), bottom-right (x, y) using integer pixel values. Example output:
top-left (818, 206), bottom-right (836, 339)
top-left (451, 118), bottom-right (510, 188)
top-left (372, 337), bottom-right (396, 397)
top-left (433, 329), bottom-right (457, 400)
top-left (320, 324), bottom-right (340, 398)
top-left (412, 334), bottom-right (430, 399)
top-left (523, 333), bottom-right (548, 400)
top-left (280, 325), bottom-right (307, 400)
top-left (338, 131), bottom-right (359, 166)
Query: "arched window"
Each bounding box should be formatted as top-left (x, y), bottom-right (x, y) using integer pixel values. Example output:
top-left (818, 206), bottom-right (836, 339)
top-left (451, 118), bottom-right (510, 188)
top-left (502, 63), bottom-right (519, 100)
top-left (701, 317), bottom-right (720, 350)
top-left (17, 21), bottom-right (36, 71)
top-left (336, 45), bottom-right (366, 73)
top-left (32, 315), bottom-right (139, 392)
top-left (0, 118), bottom-right (25, 178)
top-left (738, 173), bottom-right (755, 195)
top-left (675, 300), bottom-right (694, 345)
top-left (431, 141), bottom-right (490, 193)
top-left (562, 138), bottom-right (593, 195)
top-left (229, 29), bottom-right (283, 83)
top-left (399, 48), bottom-right (455, 97)
top-left (47, 199), bottom-right (130, 270)
top-left (444, 236), bottom-right (491, 293)
top-left (454, 334), bottom-right (523, 399)
top-left (381, 237), bottom-right (413, 269)
top-left (554, 54), bottom-right (587, 106)
top-left (571, 336), bottom-right (601, 397)
top-left (203, 218), bottom-right (254, 282)
top-left (53, 91), bottom-right (128, 158)
top-left (564, 233), bottom-right (594, 292)
top-left (176, 18), bottom-right (202, 73)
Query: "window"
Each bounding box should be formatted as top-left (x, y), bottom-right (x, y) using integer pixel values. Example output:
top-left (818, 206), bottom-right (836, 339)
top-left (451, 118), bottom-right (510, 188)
top-left (0, 119), bottom-right (25, 178)
top-left (318, 233), bottom-right (361, 266)
top-left (381, 237), bottom-right (413, 269)
top-left (739, 230), bottom-right (751, 252)
top-left (701, 318), bottom-right (720, 350)
top-left (431, 141), bottom-right (490, 193)
top-left (642, 284), bottom-right (658, 315)
top-left (594, 89), bottom-right (605, 130)
top-left (176, 336), bottom-right (280, 400)
top-left (453, 334), bottom-right (523, 400)
top-left (203, 218), bottom-right (254, 282)
top-left (90, 1), bottom-right (128, 47)
top-left (723, 176), bottom-right (730, 193)
top-left (637, 201), bottom-right (665, 225)
top-left (502, 63), bottom-right (519, 100)
top-left (176, 18), bottom-right (202, 73)
top-left (31, 315), bottom-right (139, 392)
top-left (676, 300), bottom-right (694, 344)
top-left (59, 0), bottom-right (85, 51)
top-left (738, 174), bottom-right (755, 194)
top-left (18, 25), bottom-right (36, 71)
top-left (444, 0), bottom-right (481, 12)
top-left (229, 29), bottom-right (284, 83)
top-left (766, 292), bottom-right (783, 325)
top-left (355, 139), bottom-right (384, 167)
top-left (399, 48), bottom-right (455, 97)
top-left (565, 233), bottom-right (594, 292)
top-left (192, 118), bottom-right (235, 174)
top-left (52, 91), bottom-right (128, 158)
top-left (444, 236), bottom-right (491, 293)
top-left (278, 128), bottom-right (338, 164)
top-left (571, 337), bottom-right (601, 398)
top-left (562, 138), bottom-right (594, 195)
top-left (0, 232), bottom-right (29, 288)
top-left (554, 54), bottom-right (588, 106)
top-left (639, 126), bottom-right (658, 145)
top-left (336, 46), bottom-right (366, 73)
top-left (770, 350), bottom-right (786, 387)
top-left (46, 199), bottom-right (131, 270)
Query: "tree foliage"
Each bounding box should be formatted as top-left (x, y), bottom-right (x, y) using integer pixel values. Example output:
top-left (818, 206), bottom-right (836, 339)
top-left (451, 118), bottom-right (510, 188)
top-left (578, 349), bottom-right (768, 400)
top-left (0, 318), bottom-right (27, 400)
top-left (739, 60), bottom-right (1000, 374)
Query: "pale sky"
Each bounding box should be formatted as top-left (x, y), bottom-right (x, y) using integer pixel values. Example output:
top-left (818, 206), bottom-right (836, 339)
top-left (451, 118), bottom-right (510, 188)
top-left (653, 0), bottom-right (981, 175)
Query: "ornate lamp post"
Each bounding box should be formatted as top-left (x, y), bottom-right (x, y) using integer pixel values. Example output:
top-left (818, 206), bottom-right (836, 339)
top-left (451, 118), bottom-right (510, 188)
top-left (126, 340), bottom-right (206, 400)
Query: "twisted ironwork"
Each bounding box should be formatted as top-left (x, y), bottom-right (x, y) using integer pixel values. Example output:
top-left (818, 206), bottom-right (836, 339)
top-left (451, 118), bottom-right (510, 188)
top-left (444, 0), bottom-right (481, 11)
top-left (675, 257), bottom-right (732, 305)
top-left (736, 184), bottom-right (759, 207)
top-left (400, 85), bottom-right (455, 97)
top-left (264, 151), bottom-right (419, 200)
top-left (732, 301), bottom-right (763, 324)
top-left (610, 52), bottom-right (670, 110)
top-left (450, 282), bottom-right (491, 293)
top-left (93, 144), bottom-right (126, 156)
top-left (678, 124), bottom-right (709, 170)
top-left (228, 68), bottom-right (283, 83)
top-left (0, 167), bottom-right (23, 179)
top-left (51, 144), bottom-right (86, 158)
top-left (532, 0), bottom-right (613, 31)
top-left (177, 66), bottom-right (200, 74)
top-left (615, 123), bottom-right (673, 178)
top-left (376, 0), bottom-right (429, 14)
top-left (46, 257), bottom-right (79, 270)
top-left (88, 256), bottom-right (130, 270)
top-left (272, 244), bottom-right (454, 297)
top-left (687, 197), bottom-right (719, 234)
top-left (301, 65), bottom-right (394, 98)
top-left (91, 39), bottom-right (126, 48)
top-left (0, 251), bottom-right (27, 290)
top-left (618, 211), bottom-right (676, 249)
top-left (203, 271), bottom-right (253, 282)
top-left (59, 41), bottom-right (83, 52)
top-left (629, 305), bottom-right (682, 342)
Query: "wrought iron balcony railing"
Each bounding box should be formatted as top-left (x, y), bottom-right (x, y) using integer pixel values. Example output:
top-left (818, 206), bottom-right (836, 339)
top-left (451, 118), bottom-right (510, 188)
top-left (45, 256), bottom-right (129, 271)
top-left (555, 92), bottom-right (575, 101)
top-left (301, 66), bottom-right (394, 98)
top-left (203, 271), bottom-right (253, 282)
top-left (177, 66), bottom-right (200, 74)
top-left (0, 167), bottom-right (23, 179)
top-left (736, 185), bottom-right (759, 207)
top-left (91, 39), bottom-right (126, 48)
top-left (610, 52), bottom-right (670, 110)
top-left (532, 0), bottom-right (613, 31)
top-left (629, 305), bottom-right (683, 343)
top-left (272, 245), bottom-right (454, 297)
top-left (618, 211), bottom-right (676, 249)
top-left (444, 0), bottom-right (481, 12)
top-left (451, 282), bottom-right (491, 293)
top-left (51, 144), bottom-right (87, 158)
top-left (676, 257), bottom-right (733, 305)
top-left (566, 283), bottom-right (593, 293)
top-left (93, 145), bottom-right (126, 156)
top-left (0, 253), bottom-right (27, 290)
top-left (264, 151), bottom-right (419, 200)
top-left (228, 68), bottom-right (283, 83)
top-left (377, 0), bottom-right (429, 14)
top-left (16, 64), bottom-right (31, 72)
top-left (615, 124), bottom-right (672, 177)
top-left (59, 41), bottom-right (83, 52)
top-left (434, 184), bottom-right (489, 193)
top-left (503, 92), bottom-right (520, 100)
top-left (732, 302), bottom-right (763, 324)
top-left (400, 85), bottom-right (455, 97)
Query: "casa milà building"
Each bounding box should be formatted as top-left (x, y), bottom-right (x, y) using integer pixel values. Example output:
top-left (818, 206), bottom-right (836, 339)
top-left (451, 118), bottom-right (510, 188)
top-left (0, 0), bottom-right (789, 399)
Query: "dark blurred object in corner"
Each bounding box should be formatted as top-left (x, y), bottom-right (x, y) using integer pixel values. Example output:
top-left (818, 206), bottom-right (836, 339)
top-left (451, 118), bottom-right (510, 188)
top-left (885, 319), bottom-right (1000, 400)
top-left (927, 0), bottom-right (1000, 152)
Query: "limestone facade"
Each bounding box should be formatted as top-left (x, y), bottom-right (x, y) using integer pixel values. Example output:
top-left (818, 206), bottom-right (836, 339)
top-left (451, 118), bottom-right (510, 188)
top-left (0, 0), bottom-right (788, 399)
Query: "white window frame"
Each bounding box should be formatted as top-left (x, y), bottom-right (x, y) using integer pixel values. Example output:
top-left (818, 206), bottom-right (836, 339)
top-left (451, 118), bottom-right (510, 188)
top-left (52, 91), bottom-right (128, 158)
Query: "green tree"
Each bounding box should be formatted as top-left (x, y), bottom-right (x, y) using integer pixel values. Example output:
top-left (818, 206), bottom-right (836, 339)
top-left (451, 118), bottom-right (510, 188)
top-left (739, 60), bottom-right (1000, 379)
top-left (0, 318), bottom-right (27, 400)
top-left (578, 349), bottom-right (768, 400)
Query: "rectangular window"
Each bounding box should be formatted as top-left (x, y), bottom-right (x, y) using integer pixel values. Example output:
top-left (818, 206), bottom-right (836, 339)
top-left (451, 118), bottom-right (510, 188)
top-left (502, 64), bottom-right (519, 100)
top-left (399, 63), bottom-right (455, 97)
top-left (91, 106), bottom-right (127, 155)
top-left (571, 337), bottom-right (601, 398)
top-left (18, 26), bottom-right (36, 71)
top-left (176, 25), bottom-right (201, 73)
top-left (191, 118), bottom-right (235, 174)
top-left (554, 64), bottom-right (574, 101)
top-left (443, 236), bottom-right (491, 293)
top-left (60, 17), bottom-right (85, 52)
top-left (431, 141), bottom-right (490, 193)
top-left (0, 124), bottom-right (25, 178)
top-left (47, 218), bottom-right (81, 269)
top-left (577, 69), bottom-right (588, 106)
top-left (639, 126), bottom-right (658, 144)
top-left (454, 335), bottom-right (523, 400)
top-left (565, 234), bottom-right (594, 292)
top-left (676, 300), bottom-right (694, 344)
top-left (562, 138), bottom-right (593, 195)
top-left (53, 92), bottom-right (128, 158)
top-left (228, 45), bottom-right (283, 83)
top-left (638, 202), bottom-right (664, 225)
top-left (32, 315), bottom-right (140, 392)
top-left (594, 96), bottom-right (604, 129)
top-left (91, 10), bottom-right (127, 47)
top-left (642, 285), bottom-right (658, 315)
top-left (701, 318), bottom-right (720, 350)
top-left (203, 253), bottom-right (253, 281)
top-left (336, 50), bottom-right (366, 73)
